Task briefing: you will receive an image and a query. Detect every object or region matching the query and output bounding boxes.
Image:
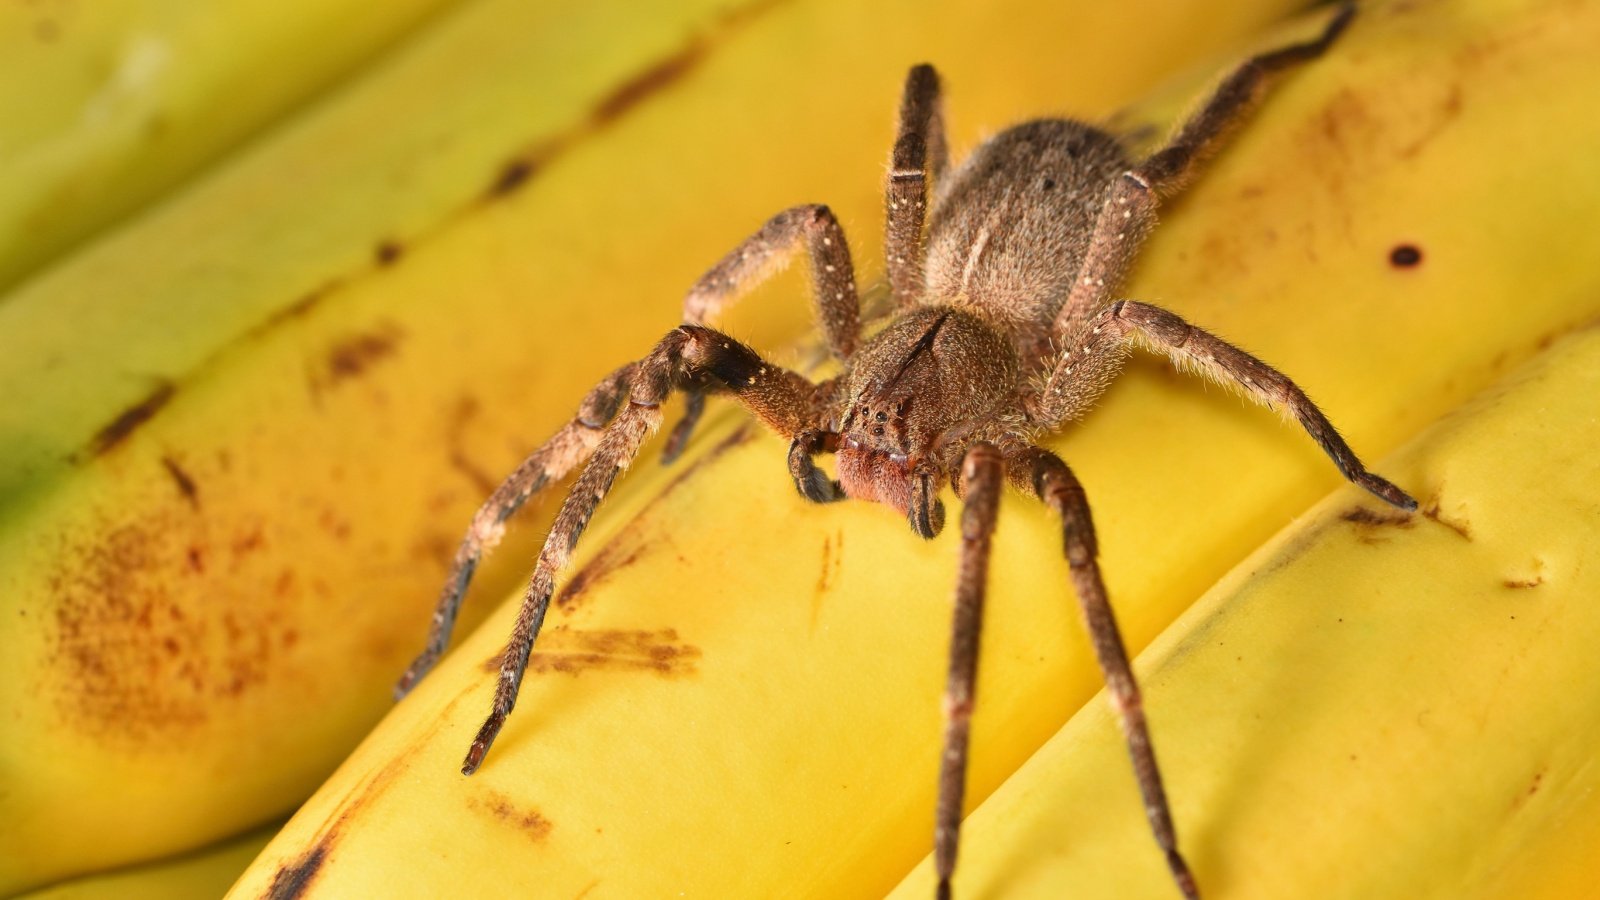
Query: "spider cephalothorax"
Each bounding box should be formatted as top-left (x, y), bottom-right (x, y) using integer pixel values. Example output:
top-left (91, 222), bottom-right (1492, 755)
top-left (396, 5), bottom-right (1404, 898)
top-left (833, 307), bottom-right (1021, 536)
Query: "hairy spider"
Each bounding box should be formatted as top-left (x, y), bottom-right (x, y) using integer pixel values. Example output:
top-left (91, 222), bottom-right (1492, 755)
top-left (396, 4), bottom-right (1410, 897)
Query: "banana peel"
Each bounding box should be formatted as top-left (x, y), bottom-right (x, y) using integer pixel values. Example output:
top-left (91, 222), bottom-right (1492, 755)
top-left (0, 1), bottom-right (829, 888)
top-left (13, 825), bottom-right (279, 900)
top-left (0, 0), bottom-right (1313, 892)
top-left (892, 318), bottom-right (1600, 899)
top-left (225, 0), bottom-right (1600, 897)
top-left (0, 0), bottom-right (462, 292)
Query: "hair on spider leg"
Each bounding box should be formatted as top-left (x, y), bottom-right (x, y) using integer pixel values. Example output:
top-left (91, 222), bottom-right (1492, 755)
top-left (399, 2), bottom-right (1400, 896)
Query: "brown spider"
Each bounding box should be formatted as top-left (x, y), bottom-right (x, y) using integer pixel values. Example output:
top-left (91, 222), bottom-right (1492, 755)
top-left (396, 4), bottom-right (1410, 897)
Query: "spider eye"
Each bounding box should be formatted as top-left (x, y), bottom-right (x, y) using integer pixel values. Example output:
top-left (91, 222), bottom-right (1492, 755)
top-left (872, 426), bottom-right (885, 436)
top-left (875, 411), bottom-right (888, 422)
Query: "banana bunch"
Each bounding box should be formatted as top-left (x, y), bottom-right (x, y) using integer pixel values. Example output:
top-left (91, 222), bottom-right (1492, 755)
top-left (0, 0), bottom-right (1313, 893)
top-left (211, 0), bottom-right (1600, 897)
top-left (0, 0), bottom-right (460, 293)
top-left (892, 320), bottom-right (1600, 899)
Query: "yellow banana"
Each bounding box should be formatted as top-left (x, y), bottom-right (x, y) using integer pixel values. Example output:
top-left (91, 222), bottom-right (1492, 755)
top-left (0, 0), bottom-right (1307, 892)
top-left (894, 319), bottom-right (1600, 899)
top-left (0, 0), bottom-right (461, 292)
top-left (13, 825), bottom-right (277, 900)
top-left (224, 0), bottom-right (1600, 897)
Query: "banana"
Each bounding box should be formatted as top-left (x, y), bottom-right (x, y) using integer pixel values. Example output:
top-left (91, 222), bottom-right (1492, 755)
top-left (892, 318), bottom-right (1600, 899)
top-left (0, 0), bottom-right (462, 293)
top-left (13, 825), bottom-right (278, 900)
top-left (0, 0), bottom-right (1311, 892)
top-left (222, 0), bottom-right (1600, 897)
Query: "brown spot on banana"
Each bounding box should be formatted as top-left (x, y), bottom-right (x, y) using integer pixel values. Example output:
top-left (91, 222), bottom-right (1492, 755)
top-left (481, 0), bottom-right (795, 201)
top-left (554, 424), bottom-right (755, 613)
top-left (556, 543), bottom-right (648, 612)
top-left (373, 239), bottom-right (404, 267)
top-left (1340, 505), bottom-right (1415, 545)
top-left (324, 322), bottom-right (405, 386)
top-left (161, 455), bottom-right (200, 508)
top-left (1421, 494), bottom-right (1473, 541)
top-left (83, 382), bottom-right (175, 457)
top-left (264, 842), bottom-right (328, 900)
top-left (472, 790), bottom-right (554, 843)
top-left (481, 628), bottom-right (701, 678)
top-left (45, 510), bottom-right (300, 748)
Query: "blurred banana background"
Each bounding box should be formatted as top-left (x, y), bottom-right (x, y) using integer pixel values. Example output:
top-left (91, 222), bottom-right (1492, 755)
top-left (0, 0), bottom-right (462, 294)
top-left (2, 0), bottom-right (1597, 897)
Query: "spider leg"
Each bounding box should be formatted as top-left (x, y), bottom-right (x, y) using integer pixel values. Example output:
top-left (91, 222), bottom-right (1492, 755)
top-left (1050, 2), bottom-right (1353, 344)
top-left (463, 324), bottom-right (833, 775)
top-left (1139, 1), bottom-right (1353, 195)
top-left (887, 64), bottom-right (948, 308)
top-left (788, 428), bottom-right (845, 503)
top-left (660, 390), bottom-right (708, 464)
top-left (933, 441), bottom-right (1003, 900)
top-left (664, 204), bottom-right (863, 462)
top-left (1108, 300), bottom-right (1414, 510)
top-left (1009, 445), bottom-right (1199, 900)
top-left (394, 362), bottom-right (634, 699)
top-left (1048, 170), bottom-right (1158, 345)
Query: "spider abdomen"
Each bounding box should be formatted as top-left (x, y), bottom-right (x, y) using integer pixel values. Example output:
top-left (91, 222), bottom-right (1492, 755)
top-left (924, 119), bottom-right (1129, 341)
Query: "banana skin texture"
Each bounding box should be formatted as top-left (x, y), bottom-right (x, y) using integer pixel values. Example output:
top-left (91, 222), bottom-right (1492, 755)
top-left (0, 0), bottom-right (1322, 893)
top-left (894, 320), bottom-right (1600, 899)
top-left (226, 0), bottom-right (1600, 898)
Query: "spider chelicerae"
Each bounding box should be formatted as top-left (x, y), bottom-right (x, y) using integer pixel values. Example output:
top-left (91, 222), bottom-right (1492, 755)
top-left (395, 5), bottom-right (1411, 897)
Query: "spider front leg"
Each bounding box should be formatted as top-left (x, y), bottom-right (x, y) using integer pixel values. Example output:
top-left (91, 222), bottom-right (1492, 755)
top-left (887, 64), bottom-right (948, 307)
top-left (933, 442), bottom-right (1003, 900)
top-left (788, 427), bottom-right (845, 503)
top-left (663, 203), bottom-right (862, 462)
top-left (463, 324), bottom-right (834, 775)
top-left (395, 362), bottom-right (635, 699)
top-left (1009, 445), bottom-right (1199, 900)
top-left (1052, 2), bottom-right (1354, 341)
top-left (932, 443), bottom-right (1197, 899)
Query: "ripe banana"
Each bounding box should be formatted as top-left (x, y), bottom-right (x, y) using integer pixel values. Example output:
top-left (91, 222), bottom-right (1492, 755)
top-left (0, 0), bottom-right (1309, 892)
top-left (0, 0), bottom-right (460, 293)
top-left (13, 825), bottom-right (278, 900)
top-left (223, 0), bottom-right (1600, 897)
top-left (893, 319), bottom-right (1600, 899)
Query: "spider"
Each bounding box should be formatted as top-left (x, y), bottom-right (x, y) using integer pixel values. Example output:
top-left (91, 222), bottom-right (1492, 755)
top-left (395, 4), bottom-right (1411, 897)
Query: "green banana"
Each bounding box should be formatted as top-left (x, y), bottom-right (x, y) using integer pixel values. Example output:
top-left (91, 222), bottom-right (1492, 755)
top-left (0, 0), bottom-right (462, 293)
